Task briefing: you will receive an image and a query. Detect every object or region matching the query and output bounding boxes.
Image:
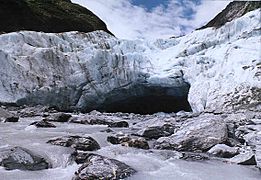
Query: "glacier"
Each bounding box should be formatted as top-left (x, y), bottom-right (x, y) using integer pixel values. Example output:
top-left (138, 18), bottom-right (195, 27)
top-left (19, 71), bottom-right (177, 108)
top-left (0, 9), bottom-right (260, 113)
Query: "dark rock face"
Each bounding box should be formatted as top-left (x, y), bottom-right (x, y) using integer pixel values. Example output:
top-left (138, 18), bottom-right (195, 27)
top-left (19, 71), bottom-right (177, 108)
top-left (0, 0), bottom-right (112, 34)
top-left (0, 147), bottom-right (49, 171)
top-left (30, 119), bottom-right (56, 128)
top-left (73, 154), bottom-right (136, 180)
top-left (199, 1), bottom-right (261, 29)
top-left (47, 136), bottom-right (100, 151)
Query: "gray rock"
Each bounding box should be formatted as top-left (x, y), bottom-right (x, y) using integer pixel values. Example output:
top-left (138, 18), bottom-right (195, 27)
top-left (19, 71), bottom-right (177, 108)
top-left (73, 154), bottom-right (136, 180)
top-left (89, 118), bottom-right (111, 125)
top-left (208, 144), bottom-right (239, 158)
top-left (229, 152), bottom-right (257, 165)
top-left (107, 136), bottom-right (121, 144)
top-left (107, 135), bottom-right (149, 149)
top-left (100, 128), bottom-right (114, 133)
top-left (122, 138), bottom-right (149, 150)
top-left (0, 147), bottom-right (49, 171)
top-left (17, 105), bottom-right (50, 117)
top-left (136, 124), bottom-right (175, 139)
top-left (108, 121), bottom-right (129, 128)
top-left (154, 115), bottom-right (228, 152)
top-left (73, 152), bottom-right (91, 164)
top-left (49, 113), bottom-right (72, 122)
top-left (30, 119), bottom-right (56, 128)
top-left (0, 107), bottom-right (19, 122)
top-left (244, 132), bottom-right (261, 168)
top-left (4, 116), bottom-right (19, 122)
top-left (181, 152), bottom-right (210, 161)
top-left (47, 136), bottom-right (100, 151)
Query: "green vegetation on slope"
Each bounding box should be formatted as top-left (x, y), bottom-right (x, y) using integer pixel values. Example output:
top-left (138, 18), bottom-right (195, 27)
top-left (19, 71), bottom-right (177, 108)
top-left (0, 0), bottom-right (112, 34)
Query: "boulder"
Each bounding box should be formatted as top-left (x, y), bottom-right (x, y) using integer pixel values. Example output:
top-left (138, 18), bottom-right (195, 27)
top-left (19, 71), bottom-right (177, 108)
top-left (122, 138), bottom-right (149, 150)
top-left (181, 152), bottom-right (209, 161)
top-left (136, 124), bottom-right (175, 139)
top-left (243, 132), bottom-right (261, 168)
top-left (73, 154), bottom-right (136, 180)
top-left (0, 147), bottom-right (49, 171)
top-left (73, 152), bottom-right (91, 164)
top-left (107, 136), bottom-right (121, 145)
top-left (49, 113), bottom-right (72, 122)
top-left (229, 152), bottom-right (257, 165)
top-left (107, 135), bottom-right (149, 150)
top-left (89, 119), bottom-right (111, 125)
top-left (100, 128), bottom-right (114, 133)
top-left (17, 105), bottom-right (50, 117)
top-left (47, 136), bottom-right (100, 151)
top-left (154, 115), bottom-right (228, 152)
top-left (4, 116), bottom-right (19, 122)
top-left (208, 144), bottom-right (239, 158)
top-left (30, 119), bottom-right (56, 128)
top-left (0, 107), bottom-right (19, 122)
top-left (108, 121), bottom-right (129, 128)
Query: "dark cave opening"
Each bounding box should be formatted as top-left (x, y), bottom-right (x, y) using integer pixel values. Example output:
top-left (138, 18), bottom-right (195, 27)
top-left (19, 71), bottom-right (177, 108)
top-left (99, 95), bottom-right (191, 114)
top-left (94, 83), bottom-right (192, 115)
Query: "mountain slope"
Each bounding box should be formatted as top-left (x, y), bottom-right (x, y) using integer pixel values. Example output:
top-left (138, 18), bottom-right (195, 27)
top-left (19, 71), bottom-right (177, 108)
top-left (199, 1), bottom-right (261, 29)
top-left (0, 9), bottom-right (260, 113)
top-left (0, 0), bottom-right (111, 34)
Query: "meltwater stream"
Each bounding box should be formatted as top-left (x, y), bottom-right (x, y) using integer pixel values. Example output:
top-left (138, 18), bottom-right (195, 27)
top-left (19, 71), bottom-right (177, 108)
top-left (0, 116), bottom-right (260, 180)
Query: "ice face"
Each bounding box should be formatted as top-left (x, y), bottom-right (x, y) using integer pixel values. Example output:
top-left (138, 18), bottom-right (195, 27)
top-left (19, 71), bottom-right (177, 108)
top-left (0, 10), bottom-right (260, 113)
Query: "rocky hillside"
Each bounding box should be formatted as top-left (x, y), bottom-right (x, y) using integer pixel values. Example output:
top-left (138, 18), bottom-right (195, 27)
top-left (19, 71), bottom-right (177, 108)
top-left (199, 1), bottom-right (261, 29)
top-left (0, 0), bottom-right (111, 34)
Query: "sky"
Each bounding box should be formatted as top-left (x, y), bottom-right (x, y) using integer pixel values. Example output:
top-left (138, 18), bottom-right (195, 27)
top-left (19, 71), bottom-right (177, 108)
top-left (71, 0), bottom-right (232, 40)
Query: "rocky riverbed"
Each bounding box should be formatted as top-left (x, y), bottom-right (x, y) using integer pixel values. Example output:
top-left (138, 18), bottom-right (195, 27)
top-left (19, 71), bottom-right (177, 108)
top-left (0, 106), bottom-right (260, 180)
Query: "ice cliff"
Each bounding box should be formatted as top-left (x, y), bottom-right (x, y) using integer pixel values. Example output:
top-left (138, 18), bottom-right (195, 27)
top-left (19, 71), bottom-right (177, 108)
top-left (0, 9), bottom-right (260, 113)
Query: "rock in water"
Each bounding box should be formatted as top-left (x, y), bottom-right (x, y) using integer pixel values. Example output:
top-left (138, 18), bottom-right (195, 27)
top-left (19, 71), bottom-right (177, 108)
top-left (73, 154), bottom-right (136, 180)
top-left (208, 144), bottom-right (239, 158)
top-left (0, 147), bottom-right (49, 171)
top-left (30, 119), bottom-right (56, 128)
top-left (229, 152), bottom-right (257, 165)
top-left (47, 136), bottom-right (100, 151)
top-left (154, 115), bottom-right (228, 152)
top-left (107, 135), bottom-right (149, 149)
top-left (136, 124), bottom-right (175, 139)
top-left (4, 116), bottom-right (19, 122)
top-left (49, 113), bottom-right (72, 122)
top-left (0, 107), bottom-right (19, 122)
top-left (108, 121), bottom-right (129, 128)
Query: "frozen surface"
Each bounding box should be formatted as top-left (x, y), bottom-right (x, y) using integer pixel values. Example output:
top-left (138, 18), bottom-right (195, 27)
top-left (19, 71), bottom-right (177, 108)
top-left (0, 10), bottom-right (260, 113)
top-left (0, 116), bottom-right (260, 180)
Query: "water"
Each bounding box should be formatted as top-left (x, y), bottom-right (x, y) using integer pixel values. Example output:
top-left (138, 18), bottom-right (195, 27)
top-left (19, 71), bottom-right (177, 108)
top-left (0, 116), bottom-right (260, 180)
